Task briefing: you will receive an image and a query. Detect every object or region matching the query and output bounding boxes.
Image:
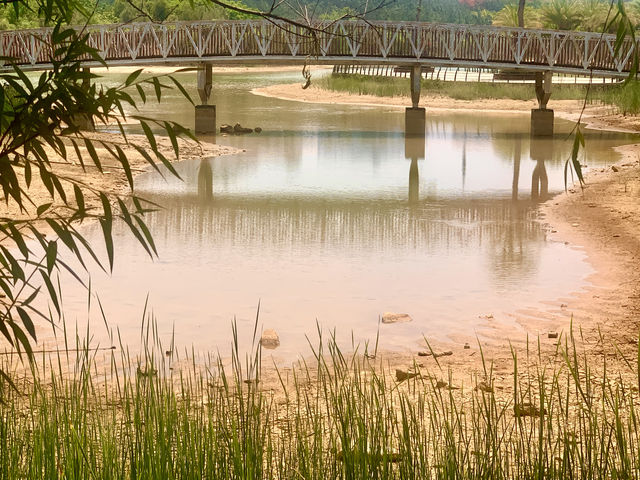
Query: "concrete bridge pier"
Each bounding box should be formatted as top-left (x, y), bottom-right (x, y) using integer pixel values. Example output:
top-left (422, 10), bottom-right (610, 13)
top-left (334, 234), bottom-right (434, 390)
top-left (74, 68), bottom-right (95, 131)
top-left (405, 65), bottom-right (426, 137)
top-left (195, 63), bottom-right (216, 134)
top-left (531, 71), bottom-right (553, 136)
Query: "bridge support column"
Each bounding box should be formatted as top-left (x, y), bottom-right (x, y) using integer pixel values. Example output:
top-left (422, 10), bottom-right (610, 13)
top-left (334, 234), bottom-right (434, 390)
top-left (531, 71), bottom-right (553, 136)
top-left (195, 64), bottom-right (216, 134)
top-left (74, 68), bottom-right (95, 131)
top-left (405, 66), bottom-right (425, 137)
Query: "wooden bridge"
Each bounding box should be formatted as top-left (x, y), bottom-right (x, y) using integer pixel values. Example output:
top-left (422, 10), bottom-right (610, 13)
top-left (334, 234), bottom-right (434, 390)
top-left (0, 19), bottom-right (636, 77)
top-left (3, 19), bottom-right (630, 135)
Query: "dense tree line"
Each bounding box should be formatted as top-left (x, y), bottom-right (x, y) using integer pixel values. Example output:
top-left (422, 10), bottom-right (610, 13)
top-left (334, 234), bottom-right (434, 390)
top-left (1, 0), bottom-right (636, 34)
top-left (0, 0), bottom-right (504, 28)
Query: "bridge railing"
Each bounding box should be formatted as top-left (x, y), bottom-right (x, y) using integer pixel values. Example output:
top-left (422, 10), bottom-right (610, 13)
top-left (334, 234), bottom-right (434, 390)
top-left (0, 20), bottom-right (636, 75)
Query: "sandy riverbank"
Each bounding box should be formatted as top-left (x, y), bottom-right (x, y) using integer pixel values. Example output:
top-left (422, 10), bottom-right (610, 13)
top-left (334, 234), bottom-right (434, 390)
top-left (252, 82), bottom-right (636, 132)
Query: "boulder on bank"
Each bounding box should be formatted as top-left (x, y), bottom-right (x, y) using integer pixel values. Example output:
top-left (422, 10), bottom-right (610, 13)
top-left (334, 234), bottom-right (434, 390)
top-left (234, 123), bottom-right (253, 134)
top-left (260, 329), bottom-right (280, 349)
top-left (220, 123), bottom-right (262, 134)
top-left (382, 312), bottom-right (412, 324)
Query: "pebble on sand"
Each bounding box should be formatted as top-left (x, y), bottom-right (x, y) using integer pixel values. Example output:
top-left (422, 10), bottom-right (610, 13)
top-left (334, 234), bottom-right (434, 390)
top-left (382, 312), bottom-right (413, 324)
top-left (260, 329), bottom-right (280, 349)
top-left (395, 369), bottom-right (420, 381)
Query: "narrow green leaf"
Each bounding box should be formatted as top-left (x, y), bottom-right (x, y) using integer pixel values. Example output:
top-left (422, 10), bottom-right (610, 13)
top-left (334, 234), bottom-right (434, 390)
top-left (40, 269), bottom-right (61, 316)
top-left (99, 193), bottom-right (112, 223)
top-left (16, 307), bottom-right (37, 341)
top-left (100, 218), bottom-right (114, 271)
top-left (136, 84), bottom-right (147, 103)
top-left (10, 321), bottom-right (34, 361)
top-left (0, 369), bottom-right (18, 393)
top-left (24, 160), bottom-right (32, 187)
top-left (84, 139), bottom-right (103, 172)
top-left (169, 75), bottom-right (195, 105)
top-left (74, 184), bottom-right (85, 212)
top-left (125, 69), bottom-right (143, 87)
top-left (133, 215), bottom-right (157, 255)
top-left (8, 223), bottom-right (29, 258)
top-left (140, 120), bottom-right (158, 152)
top-left (115, 145), bottom-right (134, 190)
top-left (152, 76), bottom-right (162, 102)
top-left (0, 317), bottom-right (14, 346)
top-left (46, 241), bottom-right (57, 274)
top-left (36, 203), bottom-right (52, 216)
top-left (164, 122), bottom-right (180, 160)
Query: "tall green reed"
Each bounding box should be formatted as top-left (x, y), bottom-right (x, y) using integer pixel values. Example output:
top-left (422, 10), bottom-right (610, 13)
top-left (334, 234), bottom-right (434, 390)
top-left (1, 313), bottom-right (639, 479)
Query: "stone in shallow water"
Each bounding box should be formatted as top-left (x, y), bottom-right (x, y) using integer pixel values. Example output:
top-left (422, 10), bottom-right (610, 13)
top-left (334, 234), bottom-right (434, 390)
top-left (260, 329), bottom-right (280, 349)
top-left (382, 312), bottom-right (412, 324)
top-left (395, 369), bottom-right (420, 381)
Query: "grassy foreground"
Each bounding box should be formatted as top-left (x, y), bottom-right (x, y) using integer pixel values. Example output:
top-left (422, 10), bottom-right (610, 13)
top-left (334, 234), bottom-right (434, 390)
top-left (317, 74), bottom-right (640, 114)
top-left (1, 321), bottom-right (639, 479)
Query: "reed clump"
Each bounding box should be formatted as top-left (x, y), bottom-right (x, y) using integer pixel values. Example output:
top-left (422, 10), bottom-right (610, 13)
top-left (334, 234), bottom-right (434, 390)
top-left (1, 321), bottom-right (639, 479)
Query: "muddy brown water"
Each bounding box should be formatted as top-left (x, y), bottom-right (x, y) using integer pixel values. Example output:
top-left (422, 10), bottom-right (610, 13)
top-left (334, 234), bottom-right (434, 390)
top-left (36, 70), bottom-right (640, 361)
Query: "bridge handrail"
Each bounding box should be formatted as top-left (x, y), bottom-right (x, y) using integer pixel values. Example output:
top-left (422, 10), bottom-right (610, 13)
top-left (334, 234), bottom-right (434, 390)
top-left (1, 19), bottom-right (636, 76)
top-left (0, 19), bottom-right (630, 38)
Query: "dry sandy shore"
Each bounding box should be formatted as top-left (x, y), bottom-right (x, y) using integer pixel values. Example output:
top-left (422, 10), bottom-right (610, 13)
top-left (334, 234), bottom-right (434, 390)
top-left (254, 81), bottom-right (638, 131)
top-left (249, 81), bottom-right (640, 391)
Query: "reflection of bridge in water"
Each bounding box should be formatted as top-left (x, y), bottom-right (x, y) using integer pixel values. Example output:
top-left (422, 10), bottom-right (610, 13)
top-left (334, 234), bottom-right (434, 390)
top-left (194, 131), bottom-right (551, 206)
top-left (2, 20), bottom-right (634, 135)
top-left (402, 134), bottom-right (550, 204)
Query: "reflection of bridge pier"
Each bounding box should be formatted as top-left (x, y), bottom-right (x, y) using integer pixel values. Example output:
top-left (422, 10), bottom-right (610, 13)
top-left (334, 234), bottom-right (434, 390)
top-left (197, 158), bottom-right (214, 201)
top-left (405, 66), bottom-right (426, 137)
top-left (195, 63), bottom-right (216, 134)
top-left (530, 137), bottom-right (551, 201)
top-left (512, 137), bottom-right (522, 201)
top-left (409, 157), bottom-right (419, 203)
top-left (404, 129), bottom-right (425, 204)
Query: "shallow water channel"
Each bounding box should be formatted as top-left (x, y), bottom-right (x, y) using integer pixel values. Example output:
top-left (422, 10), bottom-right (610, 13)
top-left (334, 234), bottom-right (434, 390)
top-left (53, 70), bottom-right (638, 360)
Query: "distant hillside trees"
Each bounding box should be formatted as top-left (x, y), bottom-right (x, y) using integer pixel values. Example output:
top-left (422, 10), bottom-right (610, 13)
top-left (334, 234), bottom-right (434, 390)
top-left (492, 0), bottom-right (640, 31)
top-left (2, 0), bottom-right (630, 32)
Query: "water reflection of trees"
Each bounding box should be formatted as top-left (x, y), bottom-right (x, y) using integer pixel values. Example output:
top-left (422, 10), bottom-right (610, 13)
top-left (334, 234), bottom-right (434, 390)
top-left (143, 197), bottom-right (545, 264)
top-left (487, 203), bottom-right (544, 286)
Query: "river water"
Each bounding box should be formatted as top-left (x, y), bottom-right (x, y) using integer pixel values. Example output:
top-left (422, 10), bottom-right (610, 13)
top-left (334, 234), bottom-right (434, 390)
top-left (52, 70), bottom-right (638, 359)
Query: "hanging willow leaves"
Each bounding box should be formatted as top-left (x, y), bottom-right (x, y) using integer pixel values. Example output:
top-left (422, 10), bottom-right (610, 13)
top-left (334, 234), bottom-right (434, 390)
top-left (566, 0), bottom-right (639, 189)
top-left (0, 5), bottom-right (195, 384)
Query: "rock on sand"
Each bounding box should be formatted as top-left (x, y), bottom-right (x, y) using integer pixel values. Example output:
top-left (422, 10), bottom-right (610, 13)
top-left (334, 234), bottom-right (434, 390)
top-left (260, 329), bottom-right (280, 349)
top-left (382, 312), bottom-right (413, 324)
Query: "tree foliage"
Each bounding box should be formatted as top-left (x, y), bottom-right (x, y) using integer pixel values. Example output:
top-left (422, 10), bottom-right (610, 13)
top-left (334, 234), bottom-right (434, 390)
top-left (492, 0), bottom-right (640, 31)
top-left (0, 0), bottom-right (192, 375)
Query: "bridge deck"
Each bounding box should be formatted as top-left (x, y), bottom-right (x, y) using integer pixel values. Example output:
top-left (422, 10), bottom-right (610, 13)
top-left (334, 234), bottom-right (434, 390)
top-left (0, 20), bottom-right (636, 77)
